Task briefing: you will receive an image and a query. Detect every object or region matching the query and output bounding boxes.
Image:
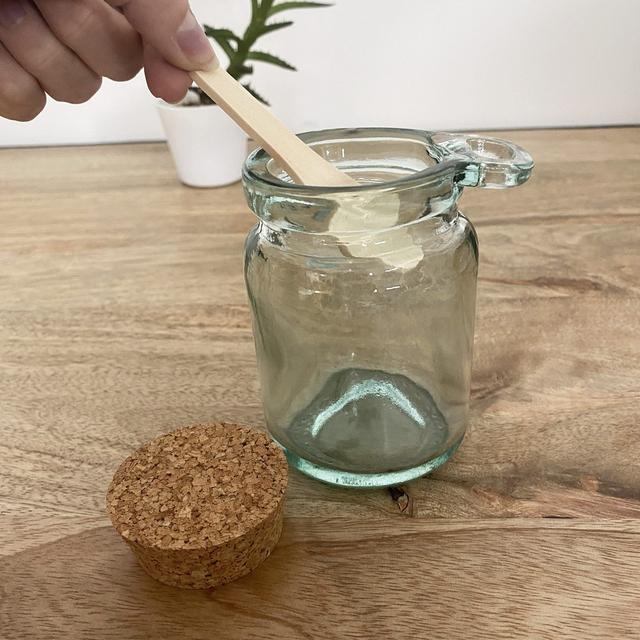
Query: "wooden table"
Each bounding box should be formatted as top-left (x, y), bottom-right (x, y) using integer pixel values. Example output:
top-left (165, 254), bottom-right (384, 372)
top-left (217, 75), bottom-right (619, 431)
top-left (1, 128), bottom-right (639, 639)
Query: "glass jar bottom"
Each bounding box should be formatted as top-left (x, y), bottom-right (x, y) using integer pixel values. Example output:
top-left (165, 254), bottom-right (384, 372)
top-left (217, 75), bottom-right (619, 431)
top-left (276, 437), bottom-right (463, 488)
top-left (268, 367), bottom-right (464, 487)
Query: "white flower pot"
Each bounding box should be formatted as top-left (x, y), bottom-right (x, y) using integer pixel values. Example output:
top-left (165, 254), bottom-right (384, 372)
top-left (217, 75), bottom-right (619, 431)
top-left (157, 102), bottom-right (247, 188)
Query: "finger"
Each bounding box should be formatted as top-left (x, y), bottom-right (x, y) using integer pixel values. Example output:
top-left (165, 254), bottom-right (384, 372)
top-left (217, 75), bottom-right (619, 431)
top-left (34, 0), bottom-right (143, 82)
top-left (0, 41), bottom-right (46, 121)
top-left (0, 0), bottom-right (101, 104)
top-left (143, 42), bottom-right (191, 103)
top-left (107, 0), bottom-right (217, 71)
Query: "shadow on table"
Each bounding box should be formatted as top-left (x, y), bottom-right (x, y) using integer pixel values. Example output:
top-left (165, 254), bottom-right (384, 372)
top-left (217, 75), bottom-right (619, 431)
top-left (2, 514), bottom-right (637, 639)
top-left (0, 524), bottom-right (308, 640)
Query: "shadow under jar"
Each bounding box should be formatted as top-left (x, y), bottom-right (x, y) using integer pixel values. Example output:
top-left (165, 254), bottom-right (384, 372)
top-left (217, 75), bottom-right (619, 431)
top-left (243, 128), bottom-right (533, 487)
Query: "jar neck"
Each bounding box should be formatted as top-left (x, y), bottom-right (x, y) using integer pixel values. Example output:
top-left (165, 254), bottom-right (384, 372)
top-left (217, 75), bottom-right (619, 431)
top-left (245, 173), bottom-right (462, 236)
top-left (256, 204), bottom-right (461, 266)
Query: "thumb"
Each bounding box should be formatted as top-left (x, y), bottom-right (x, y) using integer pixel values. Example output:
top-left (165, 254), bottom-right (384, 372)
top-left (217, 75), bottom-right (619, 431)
top-left (108, 0), bottom-right (218, 70)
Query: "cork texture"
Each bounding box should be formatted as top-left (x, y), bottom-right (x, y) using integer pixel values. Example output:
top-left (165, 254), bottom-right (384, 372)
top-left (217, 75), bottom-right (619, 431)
top-left (106, 422), bottom-right (288, 589)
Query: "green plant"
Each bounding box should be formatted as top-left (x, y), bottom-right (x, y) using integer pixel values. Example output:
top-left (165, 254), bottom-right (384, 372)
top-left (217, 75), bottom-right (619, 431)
top-left (196, 1), bottom-right (331, 106)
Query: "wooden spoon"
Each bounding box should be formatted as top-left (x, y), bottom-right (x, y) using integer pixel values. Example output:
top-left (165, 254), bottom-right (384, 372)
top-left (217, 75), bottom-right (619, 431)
top-left (191, 62), bottom-right (356, 187)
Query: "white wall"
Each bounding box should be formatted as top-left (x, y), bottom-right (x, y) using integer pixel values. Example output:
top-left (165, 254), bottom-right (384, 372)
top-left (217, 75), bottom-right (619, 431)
top-left (1, 0), bottom-right (638, 147)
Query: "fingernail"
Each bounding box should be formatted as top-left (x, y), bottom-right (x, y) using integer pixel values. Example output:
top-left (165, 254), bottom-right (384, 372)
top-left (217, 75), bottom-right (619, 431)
top-left (176, 11), bottom-right (216, 67)
top-left (0, 0), bottom-right (26, 29)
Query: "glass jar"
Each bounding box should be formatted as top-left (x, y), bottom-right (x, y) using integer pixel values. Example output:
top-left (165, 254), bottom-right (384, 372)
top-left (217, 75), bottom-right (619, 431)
top-left (243, 128), bottom-right (533, 487)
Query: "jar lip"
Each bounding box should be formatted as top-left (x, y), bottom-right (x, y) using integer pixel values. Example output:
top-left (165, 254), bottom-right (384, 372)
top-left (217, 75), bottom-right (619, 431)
top-left (242, 127), bottom-right (461, 195)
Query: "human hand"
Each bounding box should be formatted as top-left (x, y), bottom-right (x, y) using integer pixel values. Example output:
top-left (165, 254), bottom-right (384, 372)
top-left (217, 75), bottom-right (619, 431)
top-left (0, 0), bottom-right (216, 121)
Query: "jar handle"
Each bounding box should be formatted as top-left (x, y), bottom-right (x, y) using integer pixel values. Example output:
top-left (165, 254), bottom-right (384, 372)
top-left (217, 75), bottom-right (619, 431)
top-left (433, 133), bottom-right (534, 189)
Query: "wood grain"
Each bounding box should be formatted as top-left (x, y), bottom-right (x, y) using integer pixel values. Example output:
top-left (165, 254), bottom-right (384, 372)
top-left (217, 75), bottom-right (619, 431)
top-left (1, 127), bottom-right (639, 639)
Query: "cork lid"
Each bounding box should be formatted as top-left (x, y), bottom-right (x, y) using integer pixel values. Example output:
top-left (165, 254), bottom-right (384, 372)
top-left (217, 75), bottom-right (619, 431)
top-left (107, 423), bottom-right (288, 589)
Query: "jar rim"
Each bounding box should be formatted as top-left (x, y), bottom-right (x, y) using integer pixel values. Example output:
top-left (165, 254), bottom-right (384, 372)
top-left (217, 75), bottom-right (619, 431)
top-left (242, 127), bottom-right (462, 196)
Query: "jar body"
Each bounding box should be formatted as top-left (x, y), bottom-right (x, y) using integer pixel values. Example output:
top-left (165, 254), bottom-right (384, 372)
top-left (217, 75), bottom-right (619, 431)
top-left (242, 127), bottom-right (531, 487)
top-left (244, 207), bottom-right (478, 487)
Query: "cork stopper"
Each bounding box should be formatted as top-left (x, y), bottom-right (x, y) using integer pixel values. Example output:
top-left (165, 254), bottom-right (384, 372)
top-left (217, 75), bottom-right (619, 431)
top-left (106, 423), bottom-right (288, 589)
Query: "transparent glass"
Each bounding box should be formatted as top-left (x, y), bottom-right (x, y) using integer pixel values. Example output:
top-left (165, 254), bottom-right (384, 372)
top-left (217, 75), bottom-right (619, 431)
top-left (243, 128), bottom-right (533, 487)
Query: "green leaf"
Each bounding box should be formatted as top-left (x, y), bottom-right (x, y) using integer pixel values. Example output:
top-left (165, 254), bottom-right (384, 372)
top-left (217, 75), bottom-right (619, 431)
top-left (206, 36), bottom-right (234, 59)
top-left (243, 84), bottom-right (270, 106)
top-left (204, 26), bottom-right (240, 59)
top-left (247, 50), bottom-right (296, 71)
top-left (269, 2), bottom-right (331, 16)
top-left (259, 0), bottom-right (275, 17)
top-left (256, 20), bottom-right (294, 37)
top-left (203, 26), bottom-right (241, 43)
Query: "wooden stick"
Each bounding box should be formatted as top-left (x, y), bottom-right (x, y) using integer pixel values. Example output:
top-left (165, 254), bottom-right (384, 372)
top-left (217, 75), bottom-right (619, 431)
top-left (191, 66), bottom-right (357, 187)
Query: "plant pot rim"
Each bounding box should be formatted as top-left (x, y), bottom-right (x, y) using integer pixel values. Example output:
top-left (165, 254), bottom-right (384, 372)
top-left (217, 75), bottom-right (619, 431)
top-left (156, 99), bottom-right (220, 112)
